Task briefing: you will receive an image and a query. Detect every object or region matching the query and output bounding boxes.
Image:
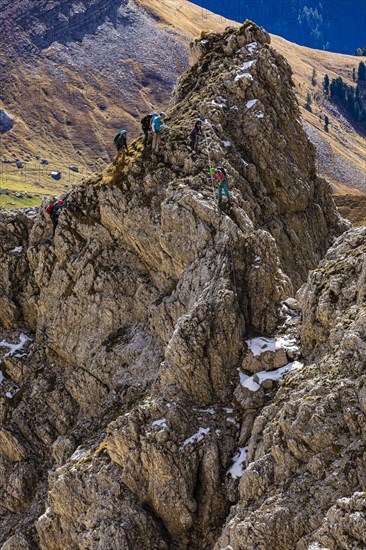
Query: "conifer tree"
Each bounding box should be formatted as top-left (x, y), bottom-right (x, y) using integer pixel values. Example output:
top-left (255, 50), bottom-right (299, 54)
top-left (312, 68), bottom-right (317, 86)
top-left (358, 61), bottom-right (366, 81)
top-left (324, 115), bottom-right (329, 131)
top-left (323, 74), bottom-right (329, 95)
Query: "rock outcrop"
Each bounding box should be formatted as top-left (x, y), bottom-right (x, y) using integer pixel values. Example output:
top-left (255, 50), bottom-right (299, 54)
top-left (0, 111), bottom-right (13, 134)
top-left (0, 22), bottom-right (358, 550)
top-left (216, 226), bottom-right (366, 550)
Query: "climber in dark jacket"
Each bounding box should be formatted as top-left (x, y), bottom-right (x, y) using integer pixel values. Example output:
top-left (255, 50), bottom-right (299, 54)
top-left (141, 113), bottom-right (154, 145)
top-left (189, 119), bottom-right (204, 153)
top-left (47, 199), bottom-right (65, 236)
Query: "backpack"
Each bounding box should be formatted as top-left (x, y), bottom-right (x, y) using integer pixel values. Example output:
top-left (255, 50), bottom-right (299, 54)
top-left (113, 130), bottom-right (126, 146)
top-left (51, 203), bottom-right (64, 220)
top-left (46, 203), bottom-right (54, 216)
top-left (141, 114), bottom-right (152, 129)
top-left (214, 169), bottom-right (225, 182)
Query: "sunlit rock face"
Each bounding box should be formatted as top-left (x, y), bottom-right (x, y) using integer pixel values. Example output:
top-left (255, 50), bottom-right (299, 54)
top-left (0, 21), bottom-right (357, 550)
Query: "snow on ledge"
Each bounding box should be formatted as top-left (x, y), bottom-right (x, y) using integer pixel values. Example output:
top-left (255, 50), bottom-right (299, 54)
top-left (228, 446), bottom-right (248, 478)
top-left (240, 361), bottom-right (304, 392)
top-left (0, 332), bottom-right (33, 359)
top-left (246, 99), bottom-right (258, 109)
top-left (246, 42), bottom-right (258, 55)
top-left (246, 336), bottom-right (299, 357)
top-left (193, 407), bottom-right (216, 415)
top-left (152, 418), bottom-right (168, 428)
top-left (1, 332), bottom-right (33, 386)
top-left (240, 60), bottom-right (256, 70)
top-left (181, 427), bottom-right (210, 448)
top-left (235, 72), bottom-right (253, 82)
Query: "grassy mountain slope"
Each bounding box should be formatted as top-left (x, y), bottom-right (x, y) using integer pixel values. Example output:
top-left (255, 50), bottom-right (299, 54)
top-left (0, 0), bottom-right (235, 205)
top-left (272, 35), bottom-right (366, 225)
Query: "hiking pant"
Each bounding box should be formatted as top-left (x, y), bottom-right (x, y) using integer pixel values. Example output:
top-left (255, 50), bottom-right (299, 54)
top-left (142, 127), bottom-right (149, 145)
top-left (152, 131), bottom-right (161, 152)
top-left (116, 146), bottom-right (126, 163)
top-left (51, 215), bottom-right (58, 236)
top-left (218, 180), bottom-right (230, 201)
top-left (189, 135), bottom-right (199, 151)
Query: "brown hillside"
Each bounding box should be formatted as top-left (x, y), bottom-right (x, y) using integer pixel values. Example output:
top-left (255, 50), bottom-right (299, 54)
top-left (0, 0), bottom-right (235, 201)
top-left (0, 2), bottom-right (365, 226)
top-left (272, 35), bottom-right (366, 197)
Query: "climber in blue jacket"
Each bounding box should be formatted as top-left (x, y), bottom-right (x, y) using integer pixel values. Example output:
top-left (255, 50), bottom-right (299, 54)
top-left (151, 112), bottom-right (166, 152)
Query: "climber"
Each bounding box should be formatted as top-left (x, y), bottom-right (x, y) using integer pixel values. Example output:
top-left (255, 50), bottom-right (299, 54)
top-left (189, 119), bottom-right (204, 153)
top-left (47, 198), bottom-right (65, 236)
top-left (141, 113), bottom-right (154, 146)
top-left (211, 167), bottom-right (231, 207)
top-left (113, 129), bottom-right (128, 161)
top-left (151, 112), bottom-right (166, 153)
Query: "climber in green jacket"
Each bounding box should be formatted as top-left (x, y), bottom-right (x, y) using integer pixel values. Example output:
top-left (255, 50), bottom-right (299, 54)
top-left (113, 129), bottom-right (128, 161)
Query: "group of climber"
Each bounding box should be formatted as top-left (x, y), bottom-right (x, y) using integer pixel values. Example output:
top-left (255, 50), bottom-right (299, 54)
top-left (113, 115), bottom-right (231, 209)
top-left (46, 116), bottom-right (230, 237)
top-left (114, 112), bottom-right (166, 159)
top-left (140, 112), bottom-right (166, 151)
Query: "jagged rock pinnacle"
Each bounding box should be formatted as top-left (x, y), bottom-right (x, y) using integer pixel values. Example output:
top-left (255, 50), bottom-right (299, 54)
top-left (0, 21), bottom-right (360, 550)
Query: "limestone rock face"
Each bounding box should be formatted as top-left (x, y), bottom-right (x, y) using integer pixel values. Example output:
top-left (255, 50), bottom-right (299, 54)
top-left (0, 209), bottom-right (33, 328)
top-left (0, 22), bottom-right (351, 550)
top-left (215, 226), bottom-right (366, 550)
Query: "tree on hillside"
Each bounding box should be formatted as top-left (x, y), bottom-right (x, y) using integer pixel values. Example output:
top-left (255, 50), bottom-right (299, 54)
top-left (323, 74), bottom-right (330, 95)
top-left (328, 75), bottom-right (366, 125)
top-left (354, 48), bottom-right (363, 56)
top-left (358, 61), bottom-right (366, 81)
top-left (312, 68), bottom-right (317, 86)
top-left (306, 91), bottom-right (313, 112)
top-left (324, 115), bottom-right (329, 132)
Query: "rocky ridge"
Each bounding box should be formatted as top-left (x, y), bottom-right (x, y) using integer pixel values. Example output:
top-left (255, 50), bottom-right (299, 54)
top-left (1, 21), bottom-right (364, 550)
top-left (0, 0), bottom-right (233, 176)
